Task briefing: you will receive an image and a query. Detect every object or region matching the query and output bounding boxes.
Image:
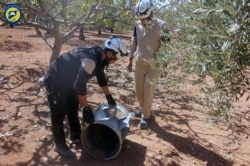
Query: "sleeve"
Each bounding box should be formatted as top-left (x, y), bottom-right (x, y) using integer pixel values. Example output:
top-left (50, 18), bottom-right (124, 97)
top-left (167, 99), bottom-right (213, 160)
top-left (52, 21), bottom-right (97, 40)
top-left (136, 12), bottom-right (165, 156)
top-left (74, 59), bottom-right (96, 95)
top-left (156, 18), bottom-right (170, 32)
top-left (74, 70), bottom-right (90, 95)
top-left (160, 20), bottom-right (171, 42)
top-left (96, 69), bottom-right (108, 87)
top-left (162, 23), bottom-right (170, 33)
top-left (130, 26), bottom-right (137, 57)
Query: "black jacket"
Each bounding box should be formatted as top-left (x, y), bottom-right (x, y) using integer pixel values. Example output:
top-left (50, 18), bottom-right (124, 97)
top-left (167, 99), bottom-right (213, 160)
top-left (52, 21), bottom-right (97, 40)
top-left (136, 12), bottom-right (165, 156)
top-left (44, 46), bottom-right (107, 95)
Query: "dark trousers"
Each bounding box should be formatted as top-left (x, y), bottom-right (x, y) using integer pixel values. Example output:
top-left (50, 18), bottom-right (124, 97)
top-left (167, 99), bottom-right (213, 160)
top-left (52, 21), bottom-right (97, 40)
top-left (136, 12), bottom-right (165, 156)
top-left (45, 82), bottom-right (81, 146)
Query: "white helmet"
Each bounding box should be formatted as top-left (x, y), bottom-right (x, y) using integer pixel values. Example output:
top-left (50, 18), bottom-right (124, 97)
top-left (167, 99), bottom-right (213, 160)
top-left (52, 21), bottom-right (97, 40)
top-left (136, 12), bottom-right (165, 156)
top-left (135, 0), bottom-right (154, 19)
top-left (104, 36), bottom-right (128, 58)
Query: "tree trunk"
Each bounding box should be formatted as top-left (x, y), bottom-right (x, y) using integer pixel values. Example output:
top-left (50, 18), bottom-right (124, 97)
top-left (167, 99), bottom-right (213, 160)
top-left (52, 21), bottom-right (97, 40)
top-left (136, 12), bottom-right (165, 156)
top-left (79, 27), bottom-right (85, 41)
top-left (50, 40), bottom-right (63, 64)
top-left (110, 28), bottom-right (114, 33)
top-left (110, 18), bottom-right (115, 33)
top-left (98, 29), bottom-right (102, 35)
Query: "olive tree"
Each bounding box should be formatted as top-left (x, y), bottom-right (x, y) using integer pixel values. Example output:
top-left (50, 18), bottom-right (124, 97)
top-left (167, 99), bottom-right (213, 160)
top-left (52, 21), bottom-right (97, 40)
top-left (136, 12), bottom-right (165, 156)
top-left (156, 0), bottom-right (250, 120)
top-left (0, 0), bottom-right (132, 63)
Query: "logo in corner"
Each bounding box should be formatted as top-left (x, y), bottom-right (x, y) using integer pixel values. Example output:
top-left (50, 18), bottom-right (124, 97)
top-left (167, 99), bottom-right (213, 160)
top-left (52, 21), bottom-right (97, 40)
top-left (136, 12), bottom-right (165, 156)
top-left (4, 3), bottom-right (22, 26)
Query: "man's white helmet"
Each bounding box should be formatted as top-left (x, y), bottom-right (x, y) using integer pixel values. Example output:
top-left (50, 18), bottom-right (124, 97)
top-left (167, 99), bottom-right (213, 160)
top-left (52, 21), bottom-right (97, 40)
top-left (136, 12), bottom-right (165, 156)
top-left (135, 0), bottom-right (154, 19)
top-left (104, 36), bottom-right (128, 58)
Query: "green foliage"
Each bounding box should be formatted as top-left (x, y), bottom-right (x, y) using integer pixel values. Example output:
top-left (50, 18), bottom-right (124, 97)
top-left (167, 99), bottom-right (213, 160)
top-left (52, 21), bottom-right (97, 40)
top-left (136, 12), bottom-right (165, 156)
top-left (156, 0), bottom-right (250, 120)
top-left (183, 1), bottom-right (249, 97)
top-left (74, 0), bottom-right (134, 31)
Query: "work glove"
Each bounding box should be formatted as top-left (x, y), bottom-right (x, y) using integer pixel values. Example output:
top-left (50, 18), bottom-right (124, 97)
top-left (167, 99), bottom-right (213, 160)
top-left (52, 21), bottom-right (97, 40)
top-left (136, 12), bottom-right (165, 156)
top-left (106, 94), bottom-right (116, 105)
top-left (160, 29), bottom-right (171, 43)
top-left (160, 35), bottom-right (170, 43)
top-left (82, 106), bottom-right (95, 124)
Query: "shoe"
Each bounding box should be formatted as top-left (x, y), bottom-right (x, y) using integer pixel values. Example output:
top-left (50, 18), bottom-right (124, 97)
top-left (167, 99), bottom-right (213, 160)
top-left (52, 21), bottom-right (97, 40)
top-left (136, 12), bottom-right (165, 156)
top-left (53, 144), bottom-right (76, 158)
top-left (134, 111), bottom-right (142, 118)
top-left (139, 118), bottom-right (150, 129)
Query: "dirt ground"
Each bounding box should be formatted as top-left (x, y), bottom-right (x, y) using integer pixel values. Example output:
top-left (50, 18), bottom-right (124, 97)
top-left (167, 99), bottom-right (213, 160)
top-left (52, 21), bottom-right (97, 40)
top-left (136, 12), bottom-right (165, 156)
top-left (0, 26), bottom-right (249, 166)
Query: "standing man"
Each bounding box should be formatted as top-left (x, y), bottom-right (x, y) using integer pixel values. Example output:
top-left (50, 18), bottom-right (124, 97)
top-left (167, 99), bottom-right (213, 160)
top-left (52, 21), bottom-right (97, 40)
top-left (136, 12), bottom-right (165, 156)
top-left (44, 36), bottom-right (128, 158)
top-left (127, 0), bottom-right (170, 129)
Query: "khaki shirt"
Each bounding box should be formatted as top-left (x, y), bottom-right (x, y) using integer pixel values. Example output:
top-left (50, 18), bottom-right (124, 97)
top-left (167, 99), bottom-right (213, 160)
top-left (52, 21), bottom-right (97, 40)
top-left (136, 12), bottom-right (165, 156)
top-left (130, 17), bottom-right (167, 63)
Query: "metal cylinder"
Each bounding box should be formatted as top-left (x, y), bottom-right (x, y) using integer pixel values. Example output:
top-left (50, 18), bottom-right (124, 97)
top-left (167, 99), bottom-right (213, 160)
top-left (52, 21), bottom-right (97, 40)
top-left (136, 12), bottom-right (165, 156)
top-left (81, 104), bottom-right (131, 160)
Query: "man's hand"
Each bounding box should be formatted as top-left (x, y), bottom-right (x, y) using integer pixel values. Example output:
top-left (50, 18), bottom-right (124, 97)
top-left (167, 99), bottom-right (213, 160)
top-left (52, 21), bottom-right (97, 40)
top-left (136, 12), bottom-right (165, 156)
top-left (160, 28), bottom-right (171, 43)
top-left (82, 106), bottom-right (95, 124)
top-left (106, 94), bottom-right (116, 105)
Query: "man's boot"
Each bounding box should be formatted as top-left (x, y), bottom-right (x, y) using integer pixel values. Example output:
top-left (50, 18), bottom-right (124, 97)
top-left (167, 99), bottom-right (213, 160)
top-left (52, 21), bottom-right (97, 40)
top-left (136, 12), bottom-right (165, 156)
top-left (53, 143), bottom-right (76, 158)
